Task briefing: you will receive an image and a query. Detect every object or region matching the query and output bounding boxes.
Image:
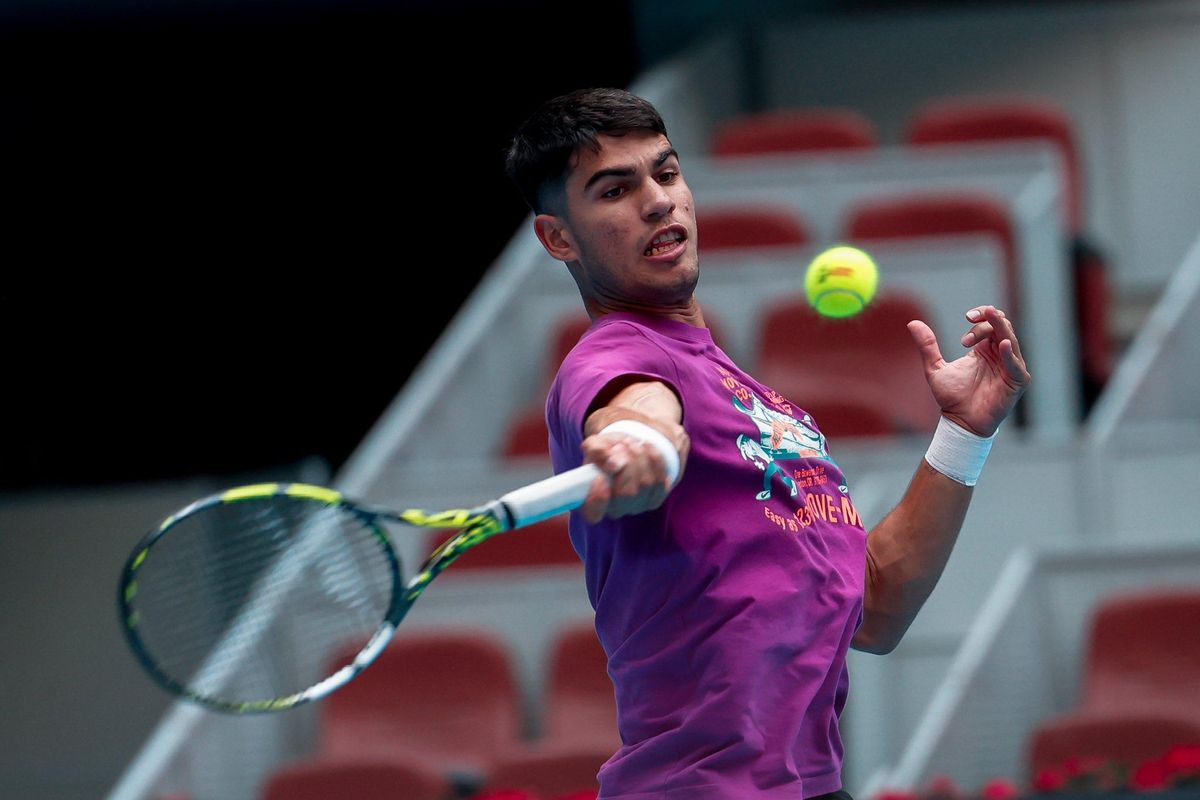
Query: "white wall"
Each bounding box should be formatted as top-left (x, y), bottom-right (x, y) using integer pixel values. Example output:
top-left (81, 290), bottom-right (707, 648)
top-left (759, 1), bottom-right (1200, 293)
top-left (0, 465), bottom-right (325, 800)
top-left (0, 483), bottom-right (208, 800)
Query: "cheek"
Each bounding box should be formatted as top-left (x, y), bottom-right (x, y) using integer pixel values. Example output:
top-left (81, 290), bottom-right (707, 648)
top-left (598, 220), bottom-right (635, 253)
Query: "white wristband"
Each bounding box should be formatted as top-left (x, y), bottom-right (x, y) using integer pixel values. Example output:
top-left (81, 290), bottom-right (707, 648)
top-left (924, 416), bottom-right (997, 487)
top-left (599, 420), bottom-right (681, 487)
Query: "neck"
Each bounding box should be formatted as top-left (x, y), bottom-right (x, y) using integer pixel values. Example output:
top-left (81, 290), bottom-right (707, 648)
top-left (584, 296), bottom-right (706, 328)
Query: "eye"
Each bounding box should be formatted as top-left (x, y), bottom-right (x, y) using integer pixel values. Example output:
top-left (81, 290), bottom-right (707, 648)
top-left (658, 170), bottom-right (678, 183)
top-left (601, 185), bottom-right (626, 199)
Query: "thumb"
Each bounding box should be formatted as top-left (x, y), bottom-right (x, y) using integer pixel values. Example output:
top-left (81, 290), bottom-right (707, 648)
top-left (907, 320), bottom-right (945, 375)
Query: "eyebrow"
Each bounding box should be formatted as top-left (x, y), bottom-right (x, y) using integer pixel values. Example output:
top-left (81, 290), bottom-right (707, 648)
top-left (582, 147), bottom-right (679, 193)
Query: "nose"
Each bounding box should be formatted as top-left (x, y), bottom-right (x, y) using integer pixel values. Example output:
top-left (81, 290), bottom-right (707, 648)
top-left (642, 176), bottom-right (675, 219)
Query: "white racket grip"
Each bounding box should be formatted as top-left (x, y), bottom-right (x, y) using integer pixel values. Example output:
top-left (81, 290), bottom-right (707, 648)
top-left (499, 463), bottom-right (604, 529)
top-left (498, 420), bottom-right (682, 529)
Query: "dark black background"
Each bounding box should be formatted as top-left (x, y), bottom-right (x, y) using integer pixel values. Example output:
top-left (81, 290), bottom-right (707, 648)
top-left (1, 0), bottom-right (1047, 489)
top-left (1, 1), bottom-right (639, 488)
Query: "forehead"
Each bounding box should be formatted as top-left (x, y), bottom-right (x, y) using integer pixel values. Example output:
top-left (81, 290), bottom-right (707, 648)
top-left (565, 131), bottom-right (675, 191)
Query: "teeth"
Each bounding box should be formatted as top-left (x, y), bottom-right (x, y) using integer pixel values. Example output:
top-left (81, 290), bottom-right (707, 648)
top-left (645, 230), bottom-right (684, 256)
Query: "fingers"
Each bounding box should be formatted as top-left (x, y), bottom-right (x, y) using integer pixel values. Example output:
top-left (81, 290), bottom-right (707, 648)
top-left (906, 319), bottom-right (946, 374)
top-left (999, 337), bottom-right (1031, 385)
top-left (580, 433), bottom-right (675, 523)
top-left (961, 306), bottom-right (1008, 350)
top-left (582, 472), bottom-right (612, 524)
top-left (962, 305), bottom-right (1031, 384)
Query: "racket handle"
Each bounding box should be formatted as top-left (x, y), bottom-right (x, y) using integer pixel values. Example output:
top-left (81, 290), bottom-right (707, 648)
top-left (498, 463), bottom-right (603, 529)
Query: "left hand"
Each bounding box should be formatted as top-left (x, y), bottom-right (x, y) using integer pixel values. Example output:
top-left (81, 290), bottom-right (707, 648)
top-left (907, 305), bottom-right (1032, 437)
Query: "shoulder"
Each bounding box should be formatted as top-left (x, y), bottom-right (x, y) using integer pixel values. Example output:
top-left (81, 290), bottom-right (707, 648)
top-left (547, 316), bottom-right (686, 445)
top-left (558, 317), bottom-right (679, 378)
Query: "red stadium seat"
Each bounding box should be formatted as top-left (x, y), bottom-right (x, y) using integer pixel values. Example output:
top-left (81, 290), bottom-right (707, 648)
top-left (906, 97), bottom-right (1083, 233)
top-left (260, 758), bottom-right (451, 800)
top-left (485, 746), bottom-right (609, 799)
top-left (907, 98), bottom-right (1114, 410)
top-left (1028, 712), bottom-right (1200, 778)
top-left (551, 315), bottom-right (595, 382)
top-left (545, 622), bottom-right (619, 749)
top-left (320, 631), bottom-right (523, 775)
top-left (756, 293), bottom-right (941, 437)
top-left (1083, 589), bottom-right (1200, 716)
top-left (1025, 589), bottom-right (1200, 782)
top-left (497, 313), bottom-right (593, 461)
top-left (426, 516), bottom-right (579, 570)
top-left (696, 207), bottom-right (810, 252)
top-left (503, 407), bottom-right (552, 459)
top-left (712, 108), bottom-right (879, 156)
top-left (844, 192), bottom-right (1019, 319)
top-left (794, 399), bottom-right (899, 439)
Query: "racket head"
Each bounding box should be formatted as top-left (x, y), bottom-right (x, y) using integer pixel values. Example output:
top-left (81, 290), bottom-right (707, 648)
top-left (118, 482), bottom-right (403, 713)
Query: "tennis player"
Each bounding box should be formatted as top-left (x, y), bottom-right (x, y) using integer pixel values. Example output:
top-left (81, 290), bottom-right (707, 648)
top-left (506, 88), bottom-right (1030, 800)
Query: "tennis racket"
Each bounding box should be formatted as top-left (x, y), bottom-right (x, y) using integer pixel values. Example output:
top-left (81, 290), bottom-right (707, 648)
top-left (118, 464), bottom-right (606, 714)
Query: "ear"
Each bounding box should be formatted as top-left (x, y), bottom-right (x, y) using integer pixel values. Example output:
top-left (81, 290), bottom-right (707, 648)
top-left (533, 213), bottom-right (578, 263)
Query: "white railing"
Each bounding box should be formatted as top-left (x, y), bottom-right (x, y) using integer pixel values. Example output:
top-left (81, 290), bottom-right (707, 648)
top-left (875, 541), bottom-right (1200, 795)
top-left (1087, 231), bottom-right (1200, 442)
top-left (1080, 232), bottom-right (1200, 541)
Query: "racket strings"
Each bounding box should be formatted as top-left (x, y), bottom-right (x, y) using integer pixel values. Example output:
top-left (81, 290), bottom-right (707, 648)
top-left (127, 496), bottom-right (396, 707)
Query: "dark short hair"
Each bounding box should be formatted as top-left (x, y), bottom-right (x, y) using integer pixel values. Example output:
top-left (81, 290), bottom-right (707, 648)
top-left (505, 88), bottom-right (668, 215)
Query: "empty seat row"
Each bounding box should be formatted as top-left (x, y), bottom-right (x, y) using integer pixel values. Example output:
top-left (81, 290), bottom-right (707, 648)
top-left (711, 97), bottom-right (1113, 401)
top-left (318, 624), bottom-right (614, 789)
top-left (1028, 589), bottom-right (1200, 781)
top-left (262, 755), bottom-right (606, 800)
top-left (711, 98), bottom-right (1082, 235)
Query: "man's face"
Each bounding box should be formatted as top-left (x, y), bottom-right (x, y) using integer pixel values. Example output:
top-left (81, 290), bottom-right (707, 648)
top-left (538, 130), bottom-right (699, 313)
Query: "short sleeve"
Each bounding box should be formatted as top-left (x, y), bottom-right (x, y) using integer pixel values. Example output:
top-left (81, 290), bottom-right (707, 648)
top-left (545, 320), bottom-right (683, 474)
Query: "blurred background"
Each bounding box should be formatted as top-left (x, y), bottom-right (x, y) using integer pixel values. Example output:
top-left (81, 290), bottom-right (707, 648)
top-left (2, 0), bottom-right (1198, 798)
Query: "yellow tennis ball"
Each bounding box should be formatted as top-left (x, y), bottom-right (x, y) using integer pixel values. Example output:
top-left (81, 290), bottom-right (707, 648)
top-left (804, 245), bottom-right (879, 318)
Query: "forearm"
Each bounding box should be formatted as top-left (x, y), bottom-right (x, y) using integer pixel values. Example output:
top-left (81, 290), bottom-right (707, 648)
top-left (584, 379), bottom-right (686, 448)
top-left (854, 458), bottom-right (973, 654)
top-left (585, 379), bottom-right (681, 434)
top-left (578, 379), bottom-right (689, 522)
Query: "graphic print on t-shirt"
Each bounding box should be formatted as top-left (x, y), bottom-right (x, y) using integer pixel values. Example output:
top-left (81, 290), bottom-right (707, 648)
top-left (715, 364), bottom-right (851, 502)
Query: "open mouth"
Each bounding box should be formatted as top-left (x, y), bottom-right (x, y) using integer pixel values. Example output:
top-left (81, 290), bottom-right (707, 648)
top-left (644, 226), bottom-right (688, 257)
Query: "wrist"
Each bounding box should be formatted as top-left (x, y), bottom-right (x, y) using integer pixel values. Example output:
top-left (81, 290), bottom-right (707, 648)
top-left (599, 419), bottom-right (681, 486)
top-left (924, 415), bottom-right (997, 487)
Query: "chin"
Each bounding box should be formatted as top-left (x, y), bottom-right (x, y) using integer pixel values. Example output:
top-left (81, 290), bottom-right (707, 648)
top-left (653, 272), bottom-right (700, 306)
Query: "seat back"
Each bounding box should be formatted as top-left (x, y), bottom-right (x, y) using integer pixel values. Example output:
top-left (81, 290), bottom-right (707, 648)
top-left (756, 292), bottom-right (940, 435)
top-left (696, 207), bottom-right (809, 252)
top-left (546, 622), bottom-right (618, 746)
top-left (261, 758), bottom-right (450, 800)
top-left (1084, 590), bottom-right (1200, 716)
top-left (907, 97), bottom-right (1082, 233)
top-left (845, 192), bottom-right (1018, 318)
top-left (320, 631), bottom-right (522, 769)
top-left (713, 108), bottom-right (878, 156)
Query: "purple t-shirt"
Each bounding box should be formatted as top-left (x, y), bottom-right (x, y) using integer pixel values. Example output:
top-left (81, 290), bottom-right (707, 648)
top-left (546, 311), bottom-right (867, 800)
